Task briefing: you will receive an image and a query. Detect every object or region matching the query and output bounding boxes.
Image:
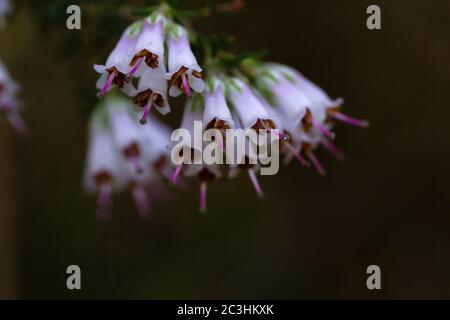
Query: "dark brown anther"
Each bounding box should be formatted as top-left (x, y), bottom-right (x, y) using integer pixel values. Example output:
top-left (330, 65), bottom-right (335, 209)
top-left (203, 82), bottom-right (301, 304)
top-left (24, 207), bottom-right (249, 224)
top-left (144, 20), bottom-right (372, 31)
top-left (106, 67), bottom-right (126, 88)
top-left (153, 156), bottom-right (167, 172)
top-left (252, 119), bottom-right (276, 131)
top-left (94, 171), bottom-right (113, 185)
top-left (123, 143), bottom-right (140, 159)
top-left (133, 89), bottom-right (153, 107)
top-left (301, 109), bottom-right (313, 132)
top-left (170, 66), bottom-right (189, 86)
top-left (205, 118), bottom-right (230, 131)
top-left (129, 181), bottom-right (139, 190)
top-left (133, 90), bottom-right (165, 109)
top-left (130, 49), bottom-right (159, 69)
top-left (169, 66), bottom-right (194, 94)
top-left (192, 70), bottom-right (204, 79)
top-left (205, 118), bottom-right (230, 142)
top-left (325, 106), bottom-right (341, 123)
top-left (153, 93), bottom-right (165, 108)
top-left (302, 143), bottom-right (312, 154)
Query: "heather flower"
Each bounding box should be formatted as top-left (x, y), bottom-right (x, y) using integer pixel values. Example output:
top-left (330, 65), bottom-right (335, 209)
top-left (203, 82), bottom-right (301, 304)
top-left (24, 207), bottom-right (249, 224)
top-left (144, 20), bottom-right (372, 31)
top-left (94, 22), bottom-right (142, 98)
top-left (203, 78), bottom-right (234, 149)
top-left (259, 71), bottom-right (309, 129)
top-left (172, 99), bottom-right (223, 213)
top-left (84, 115), bottom-right (121, 220)
top-left (184, 163), bottom-right (221, 213)
top-left (118, 158), bottom-right (152, 219)
top-left (229, 159), bottom-right (264, 199)
top-left (226, 113), bottom-right (265, 198)
top-left (170, 99), bottom-right (204, 184)
top-left (268, 63), bottom-right (369, 129)
top-left (139, 114), bottom-right (173, 180)
top-left (254, 90), bottom-right (309, 167)
top-left (226, 80), bottom-right (280, 177)
top-left (204, 79), bottom-right (234, 129)
top-left (84, 94), bottom-right (177, 220)
top-left (255, 63), bottom-right (369, 175)
top-left (128, 13), bottom-right (166, 79)
top-left (227, 78), bottom-right (275, 131)
top-left (258, 69), bottom-right (335, 141)
top-left (107, 95), bottom-right (144, 173)
top-left (129, 63), bottom-right (170, 124)
top-left (166, 25), bottom-right (204, 97)
top-left (277, 109), bottom-right (328, 176)
top-left (84, 109), bottom-right (156, 220)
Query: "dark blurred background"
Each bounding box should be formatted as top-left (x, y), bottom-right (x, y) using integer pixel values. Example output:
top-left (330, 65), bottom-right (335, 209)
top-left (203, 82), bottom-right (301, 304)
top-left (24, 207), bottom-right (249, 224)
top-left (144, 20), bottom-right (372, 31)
top-left (0, 0), bottom-right (449, 299)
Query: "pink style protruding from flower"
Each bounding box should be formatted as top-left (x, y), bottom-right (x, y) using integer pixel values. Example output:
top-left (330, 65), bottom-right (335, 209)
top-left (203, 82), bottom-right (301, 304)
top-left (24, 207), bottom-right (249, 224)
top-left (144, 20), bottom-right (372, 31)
top-left (84, 93), bottom-right (175, 221)
top-left (303, 145), bottom-right (326, 176)
top-left (84, 116), bottom-right (120, 222)
top-left (275, 130), bottom-right (309, 167)
top-left (83, 17), bottom-right (369, 217)
top-left (331, 111), bottom-right (370, 128)
top-left (94, 23), bottom-right (140, 98)
top-left (139, 98), bottom-right (152, 125)
top-left (132, 184), bottom-right (150, 219)
top-left (199, 181), bottom-right (208, 213)
top-left (247, 169), bottom-right (264, 199)
top-left (181, 73), bottom-right (192, 97)
top-left (192, 167), bottom-right (217, 214)
top-left (127, 57), bottom-right (144, 80)
top-left (130, 64), bottom-right (171, 121)
top-left (313, 119), bottom-right (335, 140)
top-left (5, 111), bottom-right (28, 137)
top-left (97, 183), bottom-right (112, 222)
top-left (98, 72), bottom-right (116, 99)
top-left (171, 163), bottom-right (183, 185)
top-left (166, 26), bottom-right (205, 98)
top-left (321, 138), bottom-right (346, 161)
top-left (127, 15), bottom-right (165, 81)
top-left (170, 100), bottom-right (204, 186)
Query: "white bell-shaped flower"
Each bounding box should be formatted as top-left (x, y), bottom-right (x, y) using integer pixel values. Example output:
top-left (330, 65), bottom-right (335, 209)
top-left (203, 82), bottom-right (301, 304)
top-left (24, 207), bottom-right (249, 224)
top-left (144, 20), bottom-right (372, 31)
top-left (166, 25), bottom-right (204, 97)
top-left (227, 78), bottom-right (274, 131)
top-left (128, 13), bottom-right (166, 79)
top-left (203, 78), bottom-right (234, 130)
top-left (83, 116), bottom-right (121, 220)
top-left (94, 22), bottom-right (142, 97)
top-left (107, 95), bottom-right (144, 173)
top-left (130, 61), bottom-right (170, 123)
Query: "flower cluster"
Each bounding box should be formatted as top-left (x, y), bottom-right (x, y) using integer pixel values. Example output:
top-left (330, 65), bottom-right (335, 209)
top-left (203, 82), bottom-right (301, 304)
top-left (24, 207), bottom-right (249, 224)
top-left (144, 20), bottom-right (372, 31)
top-left (84, 94), bottom-right (173, 221)
top-left (94, 12), bottom-right (204, 124)
top-left (0, 59), bottom-right (27, 135)
top-left (87, 9), bottom-right (368, 217)
top-left (251, 62), bottom-right (369, 172)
